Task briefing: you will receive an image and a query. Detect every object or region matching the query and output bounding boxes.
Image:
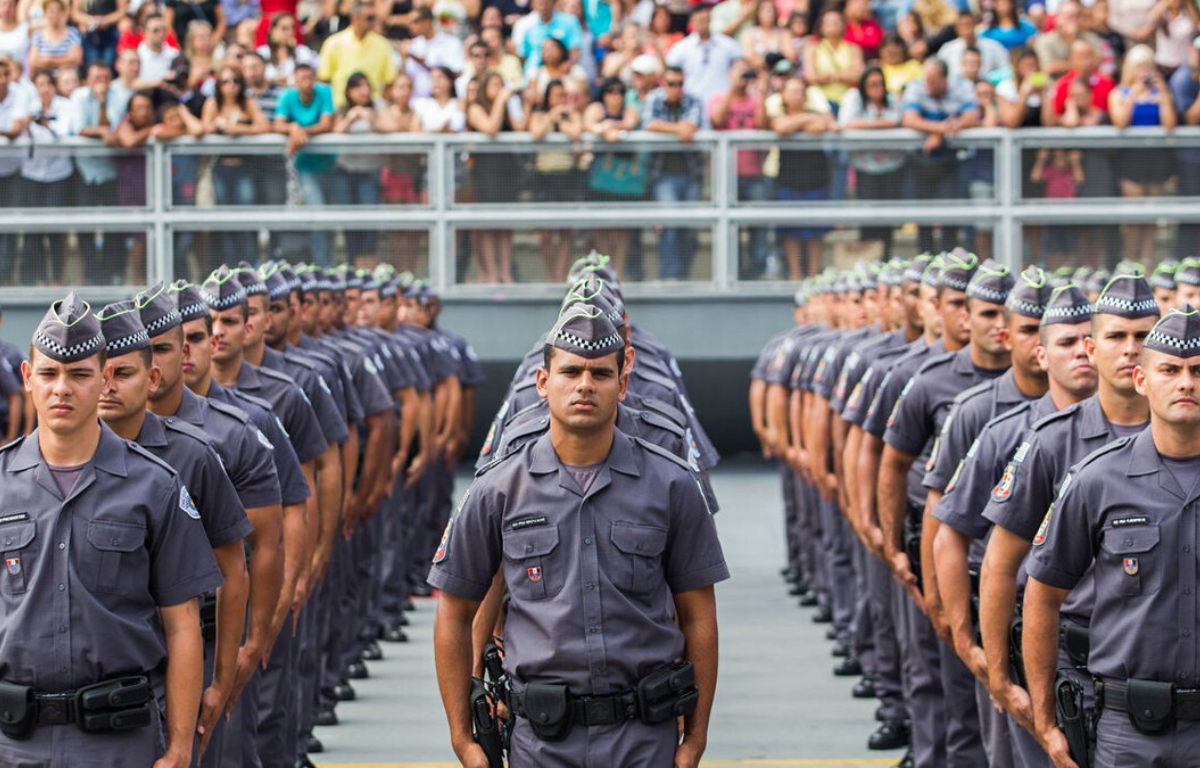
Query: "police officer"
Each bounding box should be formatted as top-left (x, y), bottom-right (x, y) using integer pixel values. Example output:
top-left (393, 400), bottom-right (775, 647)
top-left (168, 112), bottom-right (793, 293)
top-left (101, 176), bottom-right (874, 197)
top-left (95, 299), bottom-right (256, 764)
top-left (978, 273), bottom-right (1159, 748)
top-left (0, 293), bottom-right (222, 766)
top-left (1023, 304), bottom-right (1200, 768)
top-left (1150, 260), bottom-right (1178, 315)
top-left (431, 304), bottom-right (728, 768)
top-left (933, 284), bottom-right (1096, 767)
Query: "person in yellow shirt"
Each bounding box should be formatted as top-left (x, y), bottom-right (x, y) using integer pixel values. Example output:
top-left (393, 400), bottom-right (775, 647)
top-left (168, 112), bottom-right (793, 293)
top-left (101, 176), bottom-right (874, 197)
top-left (317, 1), bottom-right (397, 107)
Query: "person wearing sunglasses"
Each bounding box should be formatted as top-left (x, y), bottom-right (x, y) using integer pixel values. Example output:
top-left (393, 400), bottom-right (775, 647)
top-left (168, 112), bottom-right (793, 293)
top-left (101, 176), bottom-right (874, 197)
top-left (317, 0), bottom-right (397, 108)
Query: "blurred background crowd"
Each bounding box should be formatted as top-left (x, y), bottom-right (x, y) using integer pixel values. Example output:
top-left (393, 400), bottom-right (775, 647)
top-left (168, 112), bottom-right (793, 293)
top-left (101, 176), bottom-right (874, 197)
top-left (0, 0), bottom-right (1197, 284)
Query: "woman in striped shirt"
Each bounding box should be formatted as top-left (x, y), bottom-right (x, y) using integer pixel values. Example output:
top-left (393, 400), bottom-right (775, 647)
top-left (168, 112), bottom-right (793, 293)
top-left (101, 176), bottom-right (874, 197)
top-left (28, 0), bottom-right (82, 73)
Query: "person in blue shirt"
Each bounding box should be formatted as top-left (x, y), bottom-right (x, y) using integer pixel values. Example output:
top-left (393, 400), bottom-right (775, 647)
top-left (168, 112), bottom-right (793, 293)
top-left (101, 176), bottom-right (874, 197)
top-left (980, 0), bottom-right (1038, 50)
top-left (273, 63), bottom-right (335, 266)
top-left (515, 0), bottom-right (582, 79)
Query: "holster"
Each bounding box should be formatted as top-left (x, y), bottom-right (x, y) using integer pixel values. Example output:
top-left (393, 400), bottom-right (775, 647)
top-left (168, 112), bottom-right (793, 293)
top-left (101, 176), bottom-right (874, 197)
top-left (1059, 621), bottom-right (1091, 668)
top-left (470, 678), bottom-right (504, 768)
top-left (1008, 615), bottom-right (1027, 691)
top-left (199, 594), bottom-right (217, 643)
top-left (902, 513), bottom-right (923, 592)
top-left (521, 683), bottom-right (572, 742)
top-left (74, 676), bottom-right (152, 733)
top-left (636, 661), bottom-right (699, 725)
top-left (0, 681), bottom-right (34, 740)
top-left (1055, 673), bottom-right (1092, 768)
top-left (1124, 679), bottom-right (1174, 735)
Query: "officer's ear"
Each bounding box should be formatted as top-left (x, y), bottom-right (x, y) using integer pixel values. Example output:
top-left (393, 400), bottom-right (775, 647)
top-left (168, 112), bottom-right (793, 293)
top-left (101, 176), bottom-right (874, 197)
top-left (101, 361), bottom-right (114, 390)
top-left (1083, 334), bottom-right (1097, 364)
top-left (20, 360), bottom-right (31, 393)
top-left (535, 366), bottom-right (550, 399)
top-left (1133, 364), bottom-right (1148, 397)
top-left (146, 363), bottom-right (162, 396)
top-left (1034, 344), bottom-right (1049, 372)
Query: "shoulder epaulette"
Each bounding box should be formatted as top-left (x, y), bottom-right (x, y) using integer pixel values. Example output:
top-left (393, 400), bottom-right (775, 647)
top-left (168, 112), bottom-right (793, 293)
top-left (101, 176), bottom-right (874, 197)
top-left (256, 365), bottom-right (300, 386)
top-left (984, 399), bottom-right (1034, 429)
top-left (0, 434), bottom-right (26, 454)
top-left (205, 397), bottom-right (252, 424)
top-left (283, 352), bottom-right (320, 372)
top-left (915, 349), bottom-right (957, 375)
top-left (1075, 435), bottom-right (1135, 471)
top-left (475, 443), bottom-right (525, 477)
top-left (126, 438), bottom-right (181, 477)
top-left (639, 396), bottom-right (687, 426)
top-left (636, 437), bottom-right (694, 473)
top-left (952, 379), bottom-right (995, 408)
top-left (637, 407), bottom-right (686, 437)
top-left (162, 416), bottom-right (216, 447)
top-left (1030, 399), bottom-right (1086, 432)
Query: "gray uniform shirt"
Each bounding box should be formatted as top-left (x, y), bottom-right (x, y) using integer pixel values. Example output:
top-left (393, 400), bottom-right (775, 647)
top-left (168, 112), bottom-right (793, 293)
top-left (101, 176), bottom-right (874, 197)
top-left (1027, 430), bottom-right (1200, 685)
top-left (0, 425), bottom-right (222, 691)
top-left (428, 429), bottom-right (729, 694)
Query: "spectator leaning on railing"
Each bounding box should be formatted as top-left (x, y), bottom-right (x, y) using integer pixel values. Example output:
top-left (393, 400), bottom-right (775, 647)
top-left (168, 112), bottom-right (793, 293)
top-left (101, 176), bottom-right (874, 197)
top-left (71, 60), bottom-right (122, 283)
top-left (529, 76), bottom-right (583, 282)
top-left (22, 68), bottom-right (74, 286)
top-left (642, 63), bottom-right (702, 281)
top-left (0, 57), bottom-right (29, 283)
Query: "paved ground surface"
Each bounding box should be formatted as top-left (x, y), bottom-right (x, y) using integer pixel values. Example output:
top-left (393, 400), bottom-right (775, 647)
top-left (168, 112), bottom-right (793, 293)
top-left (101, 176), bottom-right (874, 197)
top-left (312, 459), bottom-right (904, 768)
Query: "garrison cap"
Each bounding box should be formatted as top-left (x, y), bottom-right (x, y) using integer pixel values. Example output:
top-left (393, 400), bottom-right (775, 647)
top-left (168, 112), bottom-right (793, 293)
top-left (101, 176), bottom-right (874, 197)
top-left (342, 266), bottom-right (363, 291)
top-left (201, 265), bottom-right (249, 311)
top-left (1176, 258), bottom-right (1200, 287)
top-left (234, 262), bottom-right (269, 297)
top-left (965, 259), bottom-right (1013, 305)
top-left (1040, 284), bottom-right (1093, 326)
top-left (1094, 272), bottom-right (1160, 319)
top-left (96, 300), bottom-right (151, 356)
top-left (921, 255), bottom-right (945, 288)
top-left (134, 281), bottom-right (183, 337)
top-left (1150, 260), bottom-right (1179, 291)
top-left (855, 261), bottom-right (880, 290)
top-left (1084, 268), bottom-right (1110, 296)
top-left (380, 278), bottom-right (398, 299)
top-left (1144, 305), bottom-right (1200, 358)
top-left (324, 268), bottom-right (346, 293)
top-left (297, 266), bottom-right (320, 294)
top-left (879, 260), bottom-right (905, 287)
top-left (32, 291), bottom-right (105, 363)
top-left (905, 253), bottom-right (934, 284)
top-left (1072, 266), bottom-right (1093, 284)
top-left (938, 249), bottom-right (979, 292)
top-left (259, 262), bottom-right (292, 301)
top-left (358, 269), bottom-right (381, 293)
top-left (170, 281), bottom-right (211, 323)
top-left (549, 304), bottom-right (624, 360)
top-left (563, 281), bottom-right (626, 333)
top-left (1005, 265), bottom-right (1053, 318)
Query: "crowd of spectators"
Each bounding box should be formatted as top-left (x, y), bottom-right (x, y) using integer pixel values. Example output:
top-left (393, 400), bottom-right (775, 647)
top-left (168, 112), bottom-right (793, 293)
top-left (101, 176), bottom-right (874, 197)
top-left (0, 0), bottom-right (1197, 281)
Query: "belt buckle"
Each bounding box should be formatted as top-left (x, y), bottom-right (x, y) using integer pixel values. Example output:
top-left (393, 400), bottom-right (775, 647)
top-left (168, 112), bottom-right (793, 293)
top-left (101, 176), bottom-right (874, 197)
top-left (37, 694), bottom-right (74, 726)
top-left (582, 697), bottom-right (613, 725)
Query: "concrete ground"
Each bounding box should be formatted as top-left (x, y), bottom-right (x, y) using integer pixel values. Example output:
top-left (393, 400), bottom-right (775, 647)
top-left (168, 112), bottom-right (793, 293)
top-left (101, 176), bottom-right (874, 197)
top-left (312, 459), bottom-right (903, 768)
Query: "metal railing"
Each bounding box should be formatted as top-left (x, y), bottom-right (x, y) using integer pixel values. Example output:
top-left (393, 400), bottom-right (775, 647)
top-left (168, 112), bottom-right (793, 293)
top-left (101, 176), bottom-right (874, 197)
top-left (0, 126), bottom-right (1197, 300)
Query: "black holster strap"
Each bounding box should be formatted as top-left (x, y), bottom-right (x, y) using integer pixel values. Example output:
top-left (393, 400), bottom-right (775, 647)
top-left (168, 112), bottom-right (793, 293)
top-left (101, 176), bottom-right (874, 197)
top-left (1059, 621), bottom-right (1091, 667)
top-left (510, 689), bottom-right (639, 727)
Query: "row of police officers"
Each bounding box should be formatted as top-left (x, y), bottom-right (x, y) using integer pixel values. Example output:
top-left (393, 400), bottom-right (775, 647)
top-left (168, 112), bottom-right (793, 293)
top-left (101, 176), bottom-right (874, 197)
top-left (753, 252), bottom-right (1200, 768)
top-left (0, 260), bottom-right (484, 768)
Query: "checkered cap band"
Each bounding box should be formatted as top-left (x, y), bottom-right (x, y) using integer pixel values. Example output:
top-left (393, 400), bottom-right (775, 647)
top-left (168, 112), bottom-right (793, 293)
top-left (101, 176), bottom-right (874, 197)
top-left (202, 284), bottom-right (247, 310)
top-left (33, 329), bottom-right (104, 362)
top-left (1150, 272), bottom-right (1176, 290)
top-left (1095, 295), bottom-right (1160, 317)
top-left (967, 283), bottom-right (1010, 304)
top-left (97, 301), bottom-right (152, 354)
top-left (550, 304), bottom-right (624, 359)
top-left (135, 283), bottom-right (183, 336)
top-left (1177, 262), bottom-right (1200, 286)
top-left (1041, 285), bottom-right (1094, 326)
top-left (1094, 275), bottom-right (1160, 319)
top-left (1145, 306), bottom-right (1200, 357)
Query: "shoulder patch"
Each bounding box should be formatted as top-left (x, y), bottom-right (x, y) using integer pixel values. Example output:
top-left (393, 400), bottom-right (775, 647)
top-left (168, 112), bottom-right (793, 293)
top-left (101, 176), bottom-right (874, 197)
top-left (433, 515), bottom-right (454, 563)
top-left (256, 429), bottom-right (275, 450)
top-left (179, 485), bottom-right (201, 519)
top-left (1033, 505), bottom-right (1053, 546)
top-left (945, 459), bottom-right (965, 493)
top-left (991, 462), bottom-right (1016, 503)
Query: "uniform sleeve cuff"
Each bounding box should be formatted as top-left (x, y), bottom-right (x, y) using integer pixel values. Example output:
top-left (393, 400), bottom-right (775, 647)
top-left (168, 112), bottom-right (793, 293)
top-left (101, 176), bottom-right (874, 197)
top-left (1025, 559), bottom-right (1081, 591)
top-left (669, 562), bottom-right (731, 594)
top-left (156, 571), bottom-right (224, 607)
top-left (427, 569), bottom-right (491, 602)
top-left (207, 519), bottom-right (256, 549)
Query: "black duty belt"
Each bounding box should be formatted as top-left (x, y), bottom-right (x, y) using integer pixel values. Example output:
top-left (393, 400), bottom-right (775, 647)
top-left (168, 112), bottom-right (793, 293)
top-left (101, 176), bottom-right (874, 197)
top-left (1098, 678), bottom-right (1200, 721)
top-left (510, 689), bottom-right (639, 727)
top-left (0, 675), bottom-right (152, 739)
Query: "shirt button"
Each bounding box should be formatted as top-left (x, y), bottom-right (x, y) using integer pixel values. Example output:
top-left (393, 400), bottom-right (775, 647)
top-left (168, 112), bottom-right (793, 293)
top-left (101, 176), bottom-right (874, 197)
top-left (3, 536), bottom-right (10, 546)
top-left (588, 627), bottom-right (598, 634)
top-left (58, 542), bottom-right (65, 550)
top-left (584, 538), bottom-right (592, 546)
top-left (1187, 588), bottom-right (1193, 596)
top-left (1125, 538), bottom-right (1133, 546)
top-left (111, 538), bottom-right (120, 546)
top-left (525, 545), bottom-right (533, 553)
top-left (58, 625), bottom-right (66, 634)
top-left (1186, 630), bottom-right (1193, 638)
top-left (57, 583), bottom-right (65, 592)
top-left (1186, 546), bottom-right (1193, 554)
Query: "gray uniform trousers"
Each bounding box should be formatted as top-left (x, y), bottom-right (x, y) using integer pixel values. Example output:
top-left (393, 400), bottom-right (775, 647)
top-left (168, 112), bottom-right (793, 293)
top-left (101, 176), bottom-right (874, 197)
top-left (851, 539), bottom-right (876, 677)
top-left (976, 677), bottom-right (1016, 767)
top-left (0, 698), bottom-right (165, 768)
top-left (195, 635), bottom-right (227, 768)
top-left (897, 585), bottom-right (946, 767)
top-left (868, 553), bottom-right (907, 721)
top-left (800, 479), bottom-right (828, 607)
top-left (378, 474), bottom-right (409, 622)
top-left (508, 716), bottom-right (678, 767)
top-left (255, 609), bottom-right (298, 768)
top-left (939, 641), bottom-right (986, 768)
top-left (819, 495), bottom-right (857, 644)
top-left (221, 664), bottom-right (263, 768)
top-left (781, 461), bottom-right (803, 575)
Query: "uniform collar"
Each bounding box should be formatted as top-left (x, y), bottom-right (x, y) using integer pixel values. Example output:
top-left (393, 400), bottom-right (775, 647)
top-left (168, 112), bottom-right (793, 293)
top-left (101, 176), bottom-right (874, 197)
top-left (135, 411), bottom-right (169, 448)
top-left (527, 428), bottom-right (642, 497)
top-left (10, 423), bottom-right (129, 501)
top-left (1082, 394), bottom-right (1117, 440)
top-left (175, 386), bottom-right (205, 423)
top-left (951, 346), bottom-right (977, 374)
top-left (261, 346), bottom-right (286, 367)
top-left (995, 369), bottom-right (1035, 406)
top-left (236, 361), bottom-right (264, 391)
top-left (1125, 428), bottom-right (1197, 502)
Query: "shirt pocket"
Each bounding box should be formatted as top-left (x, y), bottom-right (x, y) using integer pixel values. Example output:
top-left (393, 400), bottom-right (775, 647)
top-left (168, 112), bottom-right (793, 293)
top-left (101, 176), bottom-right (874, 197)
top-left (502, 524), bottom-right (563, 602)
top-left (1100, 524), bottom-right (1162, 597)
top-left (84, 521), bottom-right (146, 595)
top-left (610, 522), bottom-right (668, 597)
top-left (1, 521), bottom-right (36, 596)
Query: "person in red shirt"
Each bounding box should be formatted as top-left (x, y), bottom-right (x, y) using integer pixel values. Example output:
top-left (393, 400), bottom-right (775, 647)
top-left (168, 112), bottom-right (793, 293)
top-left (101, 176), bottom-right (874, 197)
top-left (844, 0), bottom-right (884, 61)
top-left (117, 1), bottom-right (179, 52)
top-left (1051, 38), bottom-right (1114, 116)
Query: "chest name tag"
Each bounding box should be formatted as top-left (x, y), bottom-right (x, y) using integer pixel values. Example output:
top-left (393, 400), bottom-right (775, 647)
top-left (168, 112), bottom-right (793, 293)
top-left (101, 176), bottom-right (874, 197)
top-left (511, 516), bottom-right (548, 531)
top-left (0, 513), bottom-right (30, 526)
top-left (1112, 516), bottom-right (1150, 527)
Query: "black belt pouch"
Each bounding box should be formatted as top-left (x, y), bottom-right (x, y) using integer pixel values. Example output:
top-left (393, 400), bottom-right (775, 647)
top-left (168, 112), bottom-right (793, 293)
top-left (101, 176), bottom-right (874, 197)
top-left (523, 683), bottom-right (572, 742)
top-left (637, 661), bottom-right (699, 724)
top-left (0, 681), bottom-right (34, 740)
top-left (1126, 679), bottom-right (1173, 735)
